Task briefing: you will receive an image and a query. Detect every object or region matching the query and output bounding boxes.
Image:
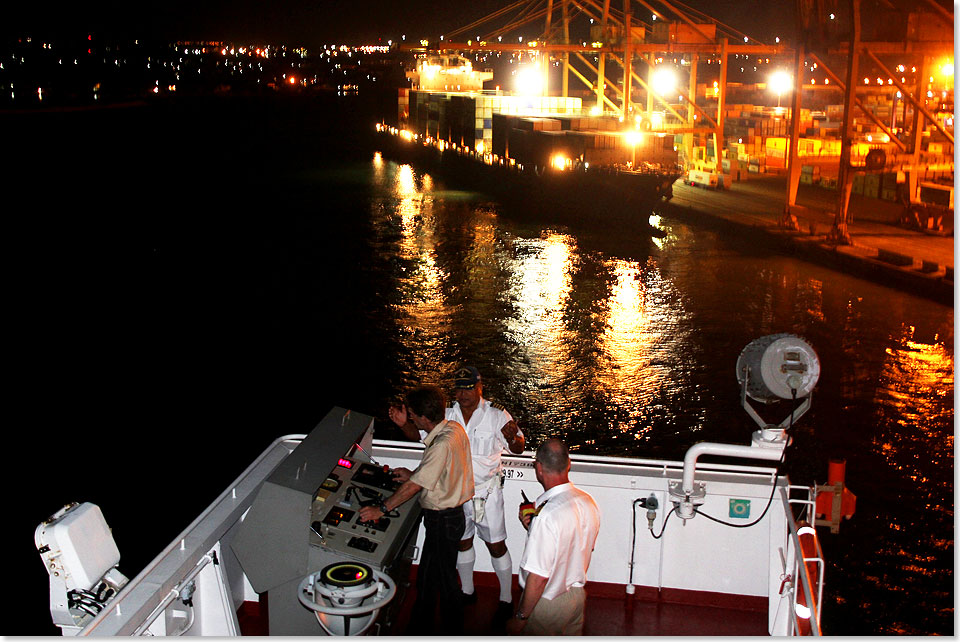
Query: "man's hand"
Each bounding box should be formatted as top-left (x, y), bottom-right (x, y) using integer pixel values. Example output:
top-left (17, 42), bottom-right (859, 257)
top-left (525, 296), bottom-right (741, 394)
top-left (518, 506), bottom-right (534, 531)
top-left (501, 420), bottom-right (524, 453)
top-left (392, 467), bottom-right (412, 483)
top-left (510, 573), bottom-right (547, 635)
top-left (388, 404), bottom-right (409, 428)
top-left (358, 505), bottom-right (384, 523)
top-left (505, 615), bottom-right (527, 635)
top-left (390, 404), bottom-right (422, 442)
top-left (500, 419), bottom-right (519, 442)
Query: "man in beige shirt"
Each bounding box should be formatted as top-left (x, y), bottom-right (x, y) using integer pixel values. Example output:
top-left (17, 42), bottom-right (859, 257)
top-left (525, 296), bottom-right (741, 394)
top-left (359, 384), bottom-right (473, 634)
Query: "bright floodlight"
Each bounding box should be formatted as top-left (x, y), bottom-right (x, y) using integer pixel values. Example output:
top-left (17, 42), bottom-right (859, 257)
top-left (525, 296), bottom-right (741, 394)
top-left (515, 66), bottom-right (543, 95)
top-left (769, 70), bottom-right (792, 96)
top-left (650, 66), bottom-right (677, 97)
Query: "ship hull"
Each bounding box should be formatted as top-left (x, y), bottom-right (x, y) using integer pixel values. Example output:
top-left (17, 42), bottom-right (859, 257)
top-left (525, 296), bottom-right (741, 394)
top-left (376, 130), bottom-right (680, 236)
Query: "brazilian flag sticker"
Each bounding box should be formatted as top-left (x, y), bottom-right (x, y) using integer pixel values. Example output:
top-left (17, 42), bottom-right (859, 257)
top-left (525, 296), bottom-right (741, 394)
top-left (729, 499), bottom-right (751, 519)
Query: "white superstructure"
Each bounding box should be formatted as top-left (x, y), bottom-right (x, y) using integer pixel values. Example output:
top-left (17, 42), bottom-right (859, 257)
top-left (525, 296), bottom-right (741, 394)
top-left (406, 54), bottom-right (493, 92)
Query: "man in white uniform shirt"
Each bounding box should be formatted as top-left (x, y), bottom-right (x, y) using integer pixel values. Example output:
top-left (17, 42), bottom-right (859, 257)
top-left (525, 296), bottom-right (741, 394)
top-left (391, 366), bottom-right (525, 618)
top-left (507, 438), bottom-right (600, 636)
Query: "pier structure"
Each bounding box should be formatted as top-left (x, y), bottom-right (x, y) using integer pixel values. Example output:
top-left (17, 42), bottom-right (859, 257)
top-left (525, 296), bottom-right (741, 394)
top-left (395, 0), bottom-right (953, 246)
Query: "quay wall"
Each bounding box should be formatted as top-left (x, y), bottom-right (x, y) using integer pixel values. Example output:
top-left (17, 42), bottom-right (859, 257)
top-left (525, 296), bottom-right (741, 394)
top-left (659, 195), bottom-right (953, 306)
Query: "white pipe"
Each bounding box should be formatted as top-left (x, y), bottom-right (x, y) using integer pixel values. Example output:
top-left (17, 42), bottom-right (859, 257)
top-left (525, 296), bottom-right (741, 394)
top-left (682, 442), bottom-right (784, 495)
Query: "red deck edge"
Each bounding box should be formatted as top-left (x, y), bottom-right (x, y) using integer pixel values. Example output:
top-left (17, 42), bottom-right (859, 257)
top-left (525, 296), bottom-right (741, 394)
top-left (409, 567), bottom-right (768, 612)
top-left (237, 594), bottom-right (269, 636)
top-left (237, 569), bottom-right (767, 635)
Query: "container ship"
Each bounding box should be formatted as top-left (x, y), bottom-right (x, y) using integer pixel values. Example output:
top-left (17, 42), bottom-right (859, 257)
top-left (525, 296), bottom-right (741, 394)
top-left (374, 54), bottom-right (683, 235)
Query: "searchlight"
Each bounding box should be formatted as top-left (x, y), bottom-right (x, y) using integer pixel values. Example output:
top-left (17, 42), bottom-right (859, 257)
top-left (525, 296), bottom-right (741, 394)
top-left (669, 334), bottom-right (820, 521)
top-left (737, 333), bottom-right (820, 448)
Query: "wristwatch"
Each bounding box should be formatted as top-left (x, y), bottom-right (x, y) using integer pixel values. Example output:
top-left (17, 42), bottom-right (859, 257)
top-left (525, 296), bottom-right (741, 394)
top-left (514, 610), bottom-right (528, 621)
top-left (379, 500), bottom-right (390, 515)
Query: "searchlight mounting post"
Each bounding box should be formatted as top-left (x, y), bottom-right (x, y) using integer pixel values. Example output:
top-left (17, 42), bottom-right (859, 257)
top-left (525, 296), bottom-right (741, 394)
top-left (669, 334), bottom-right (821, 522)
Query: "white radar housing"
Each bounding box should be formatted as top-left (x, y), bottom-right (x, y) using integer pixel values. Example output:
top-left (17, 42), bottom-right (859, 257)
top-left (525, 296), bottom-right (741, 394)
top-left (736, 333), bottom-right (820, 401)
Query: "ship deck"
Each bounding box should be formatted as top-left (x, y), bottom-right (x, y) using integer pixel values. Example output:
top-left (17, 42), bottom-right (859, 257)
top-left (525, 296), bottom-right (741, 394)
top-left (237, 570), bottom-right (769, 636)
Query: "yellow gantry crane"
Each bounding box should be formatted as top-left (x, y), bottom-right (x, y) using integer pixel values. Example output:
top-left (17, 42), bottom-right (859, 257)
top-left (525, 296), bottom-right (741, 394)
top-left (399, 0), bottom-right (953, 241)
top-left (404, 0), bottom-right (784, 179)
top-left (800, 0), bottom-right (954, 241)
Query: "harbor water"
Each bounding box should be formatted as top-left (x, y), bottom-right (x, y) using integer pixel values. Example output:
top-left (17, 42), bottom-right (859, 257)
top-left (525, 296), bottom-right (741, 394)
top-left (12, 94), bottom-right (953, 635)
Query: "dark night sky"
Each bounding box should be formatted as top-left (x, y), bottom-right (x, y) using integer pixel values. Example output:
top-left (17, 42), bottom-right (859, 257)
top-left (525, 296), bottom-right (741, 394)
top-left (7, 0), bottom-right (798, 47)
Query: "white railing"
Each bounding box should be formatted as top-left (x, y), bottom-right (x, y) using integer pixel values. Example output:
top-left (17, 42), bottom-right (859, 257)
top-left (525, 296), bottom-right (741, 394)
top-left (65, 432), bottom-right (824, 637)
top-left (785, 486), bottom-right (823, 636)
top-left (79, 435), bottom-right (305, 636)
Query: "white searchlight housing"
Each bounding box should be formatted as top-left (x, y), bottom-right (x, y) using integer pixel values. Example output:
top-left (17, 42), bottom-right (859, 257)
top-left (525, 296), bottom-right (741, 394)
top-left (297, 561), bottom-right (397, 636)
top-left (669, 334), bottom-right (821, 521)
top-left (736, 333), bottom-right (820, 448)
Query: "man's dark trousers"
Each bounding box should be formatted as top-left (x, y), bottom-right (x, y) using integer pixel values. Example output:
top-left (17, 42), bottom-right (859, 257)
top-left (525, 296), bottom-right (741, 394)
top-left (408, 505), bottom-right (466, 635)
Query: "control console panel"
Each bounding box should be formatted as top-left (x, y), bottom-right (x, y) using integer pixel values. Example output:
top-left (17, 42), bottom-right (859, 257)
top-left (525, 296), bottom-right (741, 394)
top-left (308, 459), bottom-right (421, 570)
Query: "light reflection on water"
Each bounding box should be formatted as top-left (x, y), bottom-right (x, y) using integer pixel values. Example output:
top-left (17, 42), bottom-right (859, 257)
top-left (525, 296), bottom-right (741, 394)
top-left (504, 233), bottom-right (575, 382)
top-left (361, 155), bottom-right (952, 635)
top-left (372, 158), bottom-right (714, 449)
top-left (597, 259), bottom-right (666, 429)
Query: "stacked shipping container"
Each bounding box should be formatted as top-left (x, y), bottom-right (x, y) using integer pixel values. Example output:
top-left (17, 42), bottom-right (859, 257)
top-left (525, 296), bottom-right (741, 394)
top-left (405, 90), bottom-right (581, 154)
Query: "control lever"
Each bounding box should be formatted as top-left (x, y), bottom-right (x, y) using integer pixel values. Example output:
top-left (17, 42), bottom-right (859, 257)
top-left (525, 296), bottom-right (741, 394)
top-left (353, 441), bottom-right (382, 468)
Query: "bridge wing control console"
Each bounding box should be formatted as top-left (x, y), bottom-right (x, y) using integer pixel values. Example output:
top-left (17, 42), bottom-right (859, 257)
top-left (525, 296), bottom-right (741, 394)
top-left (309, 459), bottom-right (421, 570)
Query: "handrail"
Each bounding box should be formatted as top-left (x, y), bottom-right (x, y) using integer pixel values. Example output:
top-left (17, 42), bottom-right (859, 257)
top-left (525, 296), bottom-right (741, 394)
top-left (784, 495), bottom-right (823, 636)
top-left (82, 434), bottom-right (303, 635)
top-left (374, 438), bottom-right (781, 478)
top-left (132, 550), bottom-right (217, 636)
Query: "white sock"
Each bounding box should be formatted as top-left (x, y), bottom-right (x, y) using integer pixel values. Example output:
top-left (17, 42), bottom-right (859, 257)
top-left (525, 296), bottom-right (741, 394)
top-left (491, 550), bottom-right (514, 603)
top-left (457, 547), bottom-right (476, 595)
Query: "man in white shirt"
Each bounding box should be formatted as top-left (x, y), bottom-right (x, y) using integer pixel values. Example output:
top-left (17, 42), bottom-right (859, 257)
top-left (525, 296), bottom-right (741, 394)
top-left (507, 439), bottom-right (600, 636)
top-left (390, 366), bottom-right (525, 618)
